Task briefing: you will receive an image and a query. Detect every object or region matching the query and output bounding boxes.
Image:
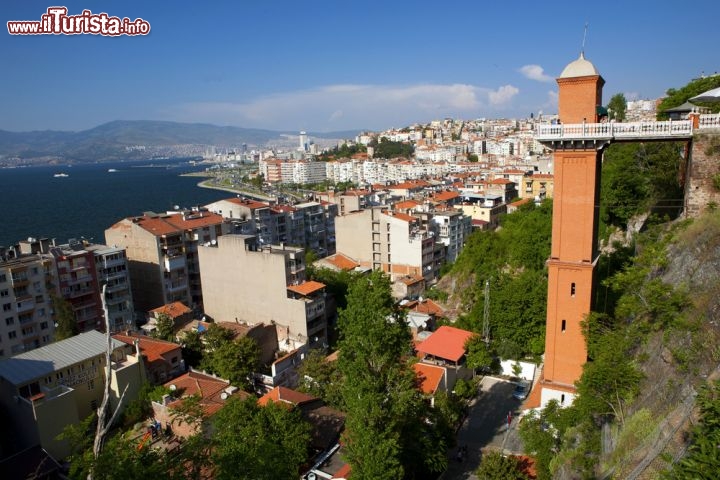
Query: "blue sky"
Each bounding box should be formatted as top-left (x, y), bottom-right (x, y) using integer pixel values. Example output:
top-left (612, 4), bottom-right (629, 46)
top-left (1, 1), bottom-right (718, 133)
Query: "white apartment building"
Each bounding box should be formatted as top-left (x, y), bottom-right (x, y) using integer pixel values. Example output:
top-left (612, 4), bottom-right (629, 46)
top-left (0, 249), bottom-right (56, 359)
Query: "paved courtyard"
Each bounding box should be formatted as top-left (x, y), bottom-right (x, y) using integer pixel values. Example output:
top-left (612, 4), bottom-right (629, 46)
top-left (440, 376), bottom-right (527, 480)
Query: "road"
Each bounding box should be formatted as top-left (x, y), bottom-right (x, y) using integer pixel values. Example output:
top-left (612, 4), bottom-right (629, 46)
top-left (441, 376), bottom-right (526, 480)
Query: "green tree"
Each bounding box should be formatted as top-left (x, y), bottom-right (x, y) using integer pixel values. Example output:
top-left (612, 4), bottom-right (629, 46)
top-left (476, 451), bottom-right (530, 480)
top-left (203, 323), bottom-right (235, 351)
top-left (202, 336), bottom-right (260, 391)
top-left (465, 335), bottom-right (494, 373)
top-left (337, 271), bottom-right (444, 479)
top-left (52, 294), bottom-right (78, 341)
top-left (606, 93), bottom-right (627, 122)
top-left (297, 348), bottom-right (344, 408)
top-left (664, 380), bottom-right (720, 479)
top-left (212, 396), bottom-right (311, 480)
top-left (180, 329), bottom-right (204, 368)
top-left (153, 313), bottom-right (175, 342)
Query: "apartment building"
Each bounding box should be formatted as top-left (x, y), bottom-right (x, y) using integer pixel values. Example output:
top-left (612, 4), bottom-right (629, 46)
top-left (105, 209), bottom-right (228, 312)
top-left (335, 207), bottom-right (442, 282)
top-left (0, 330), bottom-right (144, 459)
top-left (198, 235), bottom-right (328, 350)
top-left (86, 245), bottom-right (134, 332)
top-left (455, 194), bottom-right (507, 229)
top-left (428, 210), bottom-right (472, 263)
top-left (522, 173), bottom-right (554, 201)
top-left (0, 246), bottom-right (56, 359)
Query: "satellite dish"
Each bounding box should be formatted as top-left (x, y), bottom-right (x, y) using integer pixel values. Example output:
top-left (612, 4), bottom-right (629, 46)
top-left (211, 239), bottom-right (217, 245)
top-left (306, 474), bottom-right (317, 480)
top-left (220, 392), bottom-right (228, 400)
top-left (169, 384), bottom-right (177, 391)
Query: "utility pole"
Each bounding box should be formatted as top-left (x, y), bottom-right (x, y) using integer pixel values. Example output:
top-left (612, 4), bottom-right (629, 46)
top-left (483, 279), bottom-right (490, 345)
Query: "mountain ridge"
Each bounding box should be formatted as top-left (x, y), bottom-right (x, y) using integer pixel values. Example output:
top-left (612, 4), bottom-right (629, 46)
top-left (0, 120), bottom-right (363, 164)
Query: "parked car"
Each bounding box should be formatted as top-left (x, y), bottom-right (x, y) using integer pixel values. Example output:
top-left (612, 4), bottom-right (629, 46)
top-left (512, 381), bottom-right (530, 400)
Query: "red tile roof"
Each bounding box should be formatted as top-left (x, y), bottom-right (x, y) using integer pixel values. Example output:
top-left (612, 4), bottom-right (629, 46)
top-left (112, 332), bottom-right (181, 364)
top-left (287, 280), bottom-right (326, 296)
top-left (394, 200), bottom-right (421, 210)
top-left (258, 386), bottom-right (318, 407)
top-left (404, 299), bottom-right (444, 316)
top-left (123, 212), bottom-right (224, 237)
top-left (332, 463), bottom-right (352, 479)
top-left (164, 370), bottom-right (248, 417)
top-left (225, 197), bottom-right (268, 209)
top-left (150, 301), bottom-right (191, 319)
top-left (383, 211), bottom-right (416, 223)
top-left (326, 253), bottom-right (360, 271)
top-left (413, 363), bottom-right (445, 395)
top-left (416, 326), bottom-right (476, 363)
top-left (432, 191), bottom-right (460, 202)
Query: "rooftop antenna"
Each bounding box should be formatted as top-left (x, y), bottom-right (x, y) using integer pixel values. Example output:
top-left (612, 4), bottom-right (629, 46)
top-left (581, 22), bottom-right (589, 57)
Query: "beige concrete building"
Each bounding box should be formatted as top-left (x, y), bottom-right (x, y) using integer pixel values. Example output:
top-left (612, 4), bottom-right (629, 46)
top-left (335, 207), bottom-right (441, 282)
top-left (105, 209), bottom-right (228, 312)
top-left (0, 330), bottom-right (145, 459)
top-left (198, 235), bottom-right (328, 350)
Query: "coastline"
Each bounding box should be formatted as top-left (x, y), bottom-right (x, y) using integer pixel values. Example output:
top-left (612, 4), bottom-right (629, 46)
top-left (195, 178), bottom-right (275, 201)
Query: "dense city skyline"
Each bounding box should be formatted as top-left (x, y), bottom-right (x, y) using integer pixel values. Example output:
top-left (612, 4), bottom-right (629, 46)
top-left (2, 0), bottom-right (718, 132)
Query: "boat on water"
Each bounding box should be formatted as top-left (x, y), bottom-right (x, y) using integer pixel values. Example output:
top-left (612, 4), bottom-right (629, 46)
top-left (108, 168), bottom-right (118, 173)
top-left (53, 173), bottom-right (69, 178)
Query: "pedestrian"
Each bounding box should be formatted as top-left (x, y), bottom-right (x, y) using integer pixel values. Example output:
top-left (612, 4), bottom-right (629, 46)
top-left (507, 411), bottom-right (513, 429)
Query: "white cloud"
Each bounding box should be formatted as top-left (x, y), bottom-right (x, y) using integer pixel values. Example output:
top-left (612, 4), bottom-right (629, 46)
top-left (163, 82), bottom-right (520, 131)
top-left (519, 64), bottom-right (553, 83)
top-left (488, 85), bottom-right (520, 106)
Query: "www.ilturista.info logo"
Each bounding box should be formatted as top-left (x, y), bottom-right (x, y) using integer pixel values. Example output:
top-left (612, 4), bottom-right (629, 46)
top-left (7, 7), bottom-right (150, 36)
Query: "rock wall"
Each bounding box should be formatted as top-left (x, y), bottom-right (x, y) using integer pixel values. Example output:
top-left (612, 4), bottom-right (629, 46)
top-left (685, 131), bottom-right (720, 217)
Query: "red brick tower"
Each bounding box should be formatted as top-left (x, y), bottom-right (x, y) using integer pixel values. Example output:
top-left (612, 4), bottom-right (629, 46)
top-left (539, 53), bottom-right (605, 406)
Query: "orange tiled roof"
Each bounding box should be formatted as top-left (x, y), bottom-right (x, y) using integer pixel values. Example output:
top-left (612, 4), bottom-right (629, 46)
top-left (258, 386), bottom-right (318, 407)
top-left (287, 280), bottom-right (325, 296)
top-left (112, 333), bottom-right (180, 364)
top-left (332, 463), bottom-right (352, 479)
top-left (225, 197), bottom-right (269, 209)
top-left (416, 326), bottom-right (476, 363)
top-left (489, 178), bottom-right (513, 185)
top-left (326, 253), bottom-right (360, 271)
top-left (164, 370), bottom-right (247, 417)
top-left (404, 298), bottom-right (444, 316)
top-left (383, 211), bottom-right (416, 223)
top-left (432, 191), bottom-right (460, 202)
top-left (413, 362), bottom-right (445, 395)
top-left (509, 198), bottom-right (532, 208)
top-left (394, 200), bottom-right (420, 210)
top-left (125, 212), bottom-right (224, 237)
top-left (150, 301), bottom-right (191, 319)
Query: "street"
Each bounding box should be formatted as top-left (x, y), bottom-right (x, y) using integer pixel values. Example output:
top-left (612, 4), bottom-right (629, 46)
top-left (441, 376), bottom-right (526, 480)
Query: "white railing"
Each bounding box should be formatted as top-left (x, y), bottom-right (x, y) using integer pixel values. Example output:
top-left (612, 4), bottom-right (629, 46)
top-left (535, 120), bottom-right (693, 141)
top-left (699, 113), bottom-right (720, 129)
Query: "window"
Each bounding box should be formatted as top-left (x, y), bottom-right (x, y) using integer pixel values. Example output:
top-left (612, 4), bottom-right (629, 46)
top-left (570, 282), bottom-right (576, 296)
top-left (2, 303), bottom-right (11, 312)
top-left (5, 317), bottom-right (14, 326)
top-left (561, 320), bottom-right (566, 332)
top-left (90, 400), bottom-right (98, 411)
top-left (171, 356), bottom-right (178, 364)
top-left (8, 331), bottom-right (17, 339)
top-left (40, 321), bottom-right (48, 330)
top-left (88, 379), bottom-right (95, 390)
top-left (561, 394), bottom-right (566, 404)
top-left (0, 289), bottom-right (8, 297)
top-left (0, 274), bottom-right (6, 283)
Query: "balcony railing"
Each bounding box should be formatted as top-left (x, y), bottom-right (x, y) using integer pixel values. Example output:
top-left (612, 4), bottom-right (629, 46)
top-left (699, 113), bottom-right (720, 129)
top-left (535, 120), bottom-right (693, 141)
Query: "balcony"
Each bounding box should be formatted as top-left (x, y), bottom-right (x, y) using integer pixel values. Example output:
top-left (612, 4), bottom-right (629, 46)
top-left (16, 299), bottom-right (35, 313)
top-left (165, 280), bottom-right (188, 292)
top-left (66, 274), bottom-right (93, 286)
top-left (69, 287), bottom-right (94, 299)
top-left (164, 255), bottom-right (186, 272)
top-left (101, 257), bottom-right (125, 269)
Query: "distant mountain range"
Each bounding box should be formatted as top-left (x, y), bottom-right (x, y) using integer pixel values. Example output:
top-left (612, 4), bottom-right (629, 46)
top-left (0, 120), bottom-right (362, 165)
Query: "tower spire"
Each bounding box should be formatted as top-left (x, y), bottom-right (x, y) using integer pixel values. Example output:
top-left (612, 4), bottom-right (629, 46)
top-left (581, 22), bottom-right (589, 57)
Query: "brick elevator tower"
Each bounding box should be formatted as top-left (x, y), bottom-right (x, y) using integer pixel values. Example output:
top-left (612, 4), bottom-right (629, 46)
top-left (539, 53), bottom-right (605, 406)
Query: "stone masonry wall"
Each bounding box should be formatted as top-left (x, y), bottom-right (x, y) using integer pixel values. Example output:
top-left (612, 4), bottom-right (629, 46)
top-left (685, 131), bottom-right (720, 217)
